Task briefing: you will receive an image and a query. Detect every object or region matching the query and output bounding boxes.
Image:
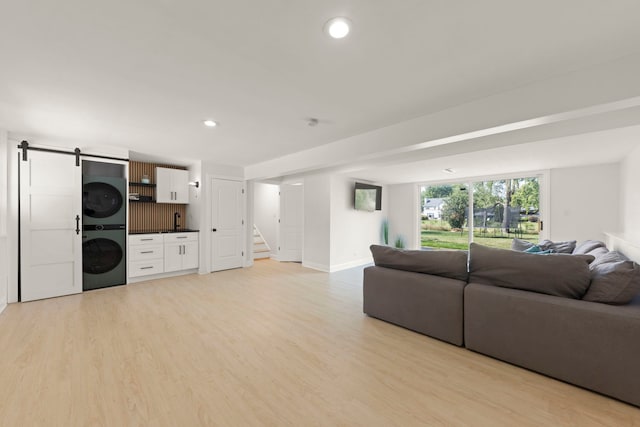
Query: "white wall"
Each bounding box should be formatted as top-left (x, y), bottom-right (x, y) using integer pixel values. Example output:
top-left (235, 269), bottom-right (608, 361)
top-left (387, 183), bottom-right (420, 249)
top-left (302, 174), bottom-right (331, 271)
top-left (185, 160), bottom-right (206, 272)
top-left (253, 183), bottom-right (279, 256)
top-left (329, 176), bottom-right (386, 270)
top-left (549, 163), bottom-right (620, 243)
top-left (0, 130), bottom-right (8, 312)
top-left (620, 145), bottom-right (640, 241)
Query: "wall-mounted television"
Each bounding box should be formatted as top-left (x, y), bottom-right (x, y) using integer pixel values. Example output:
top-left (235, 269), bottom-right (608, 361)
top-left (354, 182), bottom-right (382, 211)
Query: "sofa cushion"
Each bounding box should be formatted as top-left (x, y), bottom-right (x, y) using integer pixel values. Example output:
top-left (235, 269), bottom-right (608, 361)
top-left (469, 243), bottom-right (594, 299)
top-left (539, 239), bottom-right (577, 254)
top-left (370, 245), bottom-right (468, 281)
top-left (583, 252), bottom-right (640, 305)
top-left (573, 240), bottom-right (607, 255)
top-left (511, 238), bottom-right (535, 251)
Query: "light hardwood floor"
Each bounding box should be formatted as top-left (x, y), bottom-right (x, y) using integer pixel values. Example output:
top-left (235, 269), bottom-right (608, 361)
top-left (0, 260), bottom-right (638, 426)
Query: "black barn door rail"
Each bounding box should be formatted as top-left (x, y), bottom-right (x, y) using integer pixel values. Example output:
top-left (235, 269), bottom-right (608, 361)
top-left (18, 140), bottom-right (129, 165)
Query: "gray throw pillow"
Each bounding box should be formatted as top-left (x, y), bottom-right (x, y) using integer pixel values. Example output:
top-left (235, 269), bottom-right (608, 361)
top-left (589, 251), bottom-right (627, 269)
top-left (585, 246), bottom-right (609, 260)
top-left (573, 240), bottom-right (607, 255)
top-left (469, 243), bottom-right (594, 299)
top-left (583, 258), bottom-right (640, 305)
top-left (539, 239), bottom-right (577, 254)
top-left (511, 238), bottom-right (535, 251)
top-left (370, 245), bottom-right (468, 281)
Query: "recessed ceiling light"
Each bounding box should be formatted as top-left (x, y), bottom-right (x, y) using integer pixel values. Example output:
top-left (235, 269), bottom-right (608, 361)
top-left (203, 120), bottom-right (218, 127)
top-left (443, 168), bottom-right (456, 174)
top-left (324, 17), bottom-right (351, 39)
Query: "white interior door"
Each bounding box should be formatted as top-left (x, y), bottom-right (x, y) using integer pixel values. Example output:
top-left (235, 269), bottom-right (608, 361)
top-left (211, 178), bottom-right (244, 272)
top-left (278, 184), bottom-right (303, 262)
top-left (20, 151), bottom-right (82, 301)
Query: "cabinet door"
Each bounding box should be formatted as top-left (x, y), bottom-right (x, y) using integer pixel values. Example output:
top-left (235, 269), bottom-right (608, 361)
top-left (173, 169), bottom-right (189, 204)
top-left (164, 242), bottom-right (183, 272)
top-left (156, 167), bottom-right (189, 204)
top-left (182, 241), bottom-right (199, 270)
top-left (155, 167), bottom-right (173, 203)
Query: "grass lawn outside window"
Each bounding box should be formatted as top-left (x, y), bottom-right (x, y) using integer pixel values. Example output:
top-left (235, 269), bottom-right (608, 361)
top-left (421, 219), bottom-right (540, 250)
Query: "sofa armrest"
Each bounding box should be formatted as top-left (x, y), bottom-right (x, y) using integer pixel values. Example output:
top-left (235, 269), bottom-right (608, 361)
top-left (364, 266), bottom-right (466, 345)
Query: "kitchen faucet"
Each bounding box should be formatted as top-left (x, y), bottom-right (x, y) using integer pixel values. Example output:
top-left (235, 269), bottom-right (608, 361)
top-left (173, 212), bottom-right (181, 232)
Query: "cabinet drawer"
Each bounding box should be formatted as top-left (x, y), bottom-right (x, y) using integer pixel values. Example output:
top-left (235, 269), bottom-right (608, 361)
top-left (130, 234), bottom-right (163, 245)
top-left (130, 244), bottom-right (164, 261)
top-left (164, 233), bottom-right (198, 243)
top-left (129, 259), bottom-right (164, 277)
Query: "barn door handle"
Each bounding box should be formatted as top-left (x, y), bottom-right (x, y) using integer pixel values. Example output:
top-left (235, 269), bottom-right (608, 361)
top-left (75, 215), bottom-right (80, 235)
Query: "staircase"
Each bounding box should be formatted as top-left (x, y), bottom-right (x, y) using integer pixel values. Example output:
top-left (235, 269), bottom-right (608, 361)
top-left (253, 225), bottom-right (271, 259)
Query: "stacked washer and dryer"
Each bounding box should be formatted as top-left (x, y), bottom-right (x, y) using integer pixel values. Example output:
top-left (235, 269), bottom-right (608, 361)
top-left (82, 161), bottom-right (127, 291)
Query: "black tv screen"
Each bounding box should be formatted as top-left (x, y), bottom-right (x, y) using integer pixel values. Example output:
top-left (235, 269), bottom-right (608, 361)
top-left (355, 182), bottom-right (382, 211)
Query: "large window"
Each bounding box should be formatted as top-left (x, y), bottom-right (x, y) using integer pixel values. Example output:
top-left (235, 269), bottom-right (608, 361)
top-left (420, 175), bottom-right (542, 250)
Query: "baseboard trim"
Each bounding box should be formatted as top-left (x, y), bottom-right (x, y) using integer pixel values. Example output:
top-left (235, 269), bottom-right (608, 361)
top-left (0, 302), bottom-right (6, 315)
top-left (329, 257), bottom-right (373, 272)
top-left (128, 268), bottom-right (199, 284)
top-left (302, 261), bottom-right (330, 272)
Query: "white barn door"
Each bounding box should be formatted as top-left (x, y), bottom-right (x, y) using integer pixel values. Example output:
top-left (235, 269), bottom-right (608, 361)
top-left (211, 178), bottom-right (245, 272)
top-left (20, 150), bottom-right (82, 301)
top-left (278, 184), bottom-right (303, 262)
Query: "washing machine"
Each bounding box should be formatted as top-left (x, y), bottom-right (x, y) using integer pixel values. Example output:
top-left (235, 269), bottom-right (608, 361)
top-left (82, 174), bottom-right (127, 291)
top-left (82, 227), bottom-right (127, 290)
top-left (82, 176), bottom-right (126, 226)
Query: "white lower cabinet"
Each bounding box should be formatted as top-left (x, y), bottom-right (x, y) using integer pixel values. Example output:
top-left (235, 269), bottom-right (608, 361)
top-left (164, 233), bottom-right (199, 273)
top-left (129, 235), bottom-right (164, 278)
top-left (129, 232), bottom-right (199, 279)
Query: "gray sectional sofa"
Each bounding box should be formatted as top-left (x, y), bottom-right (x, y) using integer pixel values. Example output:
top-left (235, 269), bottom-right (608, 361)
top-left (363, 241), bottom-right (640, 407)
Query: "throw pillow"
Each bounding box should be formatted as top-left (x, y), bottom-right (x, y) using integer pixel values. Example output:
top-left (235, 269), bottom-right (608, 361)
top-left (524, 245), bottom-right (554, 254)
top-left (585, 246), bottom-right (609, 260)
top-left (573, 240), bottom-right (607, 255)
top-left (469, 243), bottom-right (594, 299)
top-left (539, 239), bottom-right (577, 254)
top-left (511, 238), bottom-right (535, 251)
top-left (589, 251), bottom-right (628, 269)
top-left (370, 244), bottom-right (468, 281)
top-left (583, 257), bottom-right (640, 305)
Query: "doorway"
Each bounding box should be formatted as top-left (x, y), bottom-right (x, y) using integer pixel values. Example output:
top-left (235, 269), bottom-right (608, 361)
top-left (252, 182), bottom-right (304, 263)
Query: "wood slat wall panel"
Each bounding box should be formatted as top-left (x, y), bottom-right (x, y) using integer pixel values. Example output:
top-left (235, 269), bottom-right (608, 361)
top-left (129, 161), bottom-right (187, 233)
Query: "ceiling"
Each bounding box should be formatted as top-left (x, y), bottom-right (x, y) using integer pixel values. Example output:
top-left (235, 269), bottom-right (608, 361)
top-left (1, 1), bottom-right (640, 170)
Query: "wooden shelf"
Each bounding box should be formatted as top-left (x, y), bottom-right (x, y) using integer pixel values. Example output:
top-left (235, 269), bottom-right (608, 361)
top-left (129, 182), bottom-right (156, 187)
top-left (129, 199), bottom-right (156, 203)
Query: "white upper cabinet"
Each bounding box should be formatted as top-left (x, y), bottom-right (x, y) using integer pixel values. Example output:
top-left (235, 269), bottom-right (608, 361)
top-left (156, 167), bottom-right (189, 204)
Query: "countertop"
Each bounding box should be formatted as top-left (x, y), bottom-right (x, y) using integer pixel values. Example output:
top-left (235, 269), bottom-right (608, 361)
top-left (129, 229), bottom-right (199, 235)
